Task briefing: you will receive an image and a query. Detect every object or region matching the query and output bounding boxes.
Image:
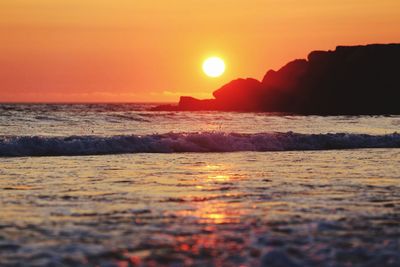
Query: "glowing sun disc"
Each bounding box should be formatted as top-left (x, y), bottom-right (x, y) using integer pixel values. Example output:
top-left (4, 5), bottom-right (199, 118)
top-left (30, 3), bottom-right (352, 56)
top-left (202, 57), bottom-right (225, 77)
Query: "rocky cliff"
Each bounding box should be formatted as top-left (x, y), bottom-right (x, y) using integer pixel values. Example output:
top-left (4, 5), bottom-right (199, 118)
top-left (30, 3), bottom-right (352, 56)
top-left (153, 44), bottom-right (400, 114)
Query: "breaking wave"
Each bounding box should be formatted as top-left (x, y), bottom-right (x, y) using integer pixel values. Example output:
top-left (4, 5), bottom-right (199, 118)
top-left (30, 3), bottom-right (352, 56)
top-left (0, 132), bottom-right (399, 157)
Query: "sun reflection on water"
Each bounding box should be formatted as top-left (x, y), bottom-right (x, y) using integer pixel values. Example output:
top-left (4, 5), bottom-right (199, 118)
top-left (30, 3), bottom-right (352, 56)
top-left (205, 164), bottom-right (221, 170)
top-left (208, 174), bottom-right (231, 182)
top-left (176, 200), bottom-right (244, 225)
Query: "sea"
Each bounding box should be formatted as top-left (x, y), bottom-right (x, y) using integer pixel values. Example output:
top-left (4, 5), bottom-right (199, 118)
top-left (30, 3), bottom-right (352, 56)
top-left (0, 103), bottom-right (399, 267)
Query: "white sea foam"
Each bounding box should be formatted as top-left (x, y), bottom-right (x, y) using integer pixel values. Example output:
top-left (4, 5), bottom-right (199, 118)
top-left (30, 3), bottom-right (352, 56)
top-left (0, 132), bottom-right (399, 157)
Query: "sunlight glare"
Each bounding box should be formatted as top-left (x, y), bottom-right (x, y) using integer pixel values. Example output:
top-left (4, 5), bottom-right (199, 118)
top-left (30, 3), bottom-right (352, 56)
top-left (202, 57), bottom-right (225, 77)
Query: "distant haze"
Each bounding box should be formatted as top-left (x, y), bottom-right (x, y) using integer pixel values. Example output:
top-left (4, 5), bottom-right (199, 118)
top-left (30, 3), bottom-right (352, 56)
top-left (1, 0), bottom-right (400, 102)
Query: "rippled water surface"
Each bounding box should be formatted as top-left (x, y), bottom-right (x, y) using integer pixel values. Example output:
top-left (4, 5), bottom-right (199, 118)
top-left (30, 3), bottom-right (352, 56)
top-left (1, 104), bottom-right (399, 136)
top-left (0, 104), bottom-right (399, 266)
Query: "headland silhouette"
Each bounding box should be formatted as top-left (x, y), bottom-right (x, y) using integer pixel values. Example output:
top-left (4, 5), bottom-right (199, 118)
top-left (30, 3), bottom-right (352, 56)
top-left (153, 44), bottom-right (400, 114)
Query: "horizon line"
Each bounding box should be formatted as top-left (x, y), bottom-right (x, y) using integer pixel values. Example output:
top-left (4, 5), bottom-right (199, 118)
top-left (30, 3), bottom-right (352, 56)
top-left (0, 101), bottom-right (177, 105)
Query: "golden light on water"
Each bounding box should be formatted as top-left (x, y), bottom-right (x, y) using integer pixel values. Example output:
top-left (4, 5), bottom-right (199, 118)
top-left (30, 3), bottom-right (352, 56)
top-left (208, 175), bottom-right (230, 182)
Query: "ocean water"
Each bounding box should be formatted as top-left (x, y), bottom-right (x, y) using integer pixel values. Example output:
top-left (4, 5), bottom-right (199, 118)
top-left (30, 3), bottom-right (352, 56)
top-left (0, 104), bottom-right (399, 266)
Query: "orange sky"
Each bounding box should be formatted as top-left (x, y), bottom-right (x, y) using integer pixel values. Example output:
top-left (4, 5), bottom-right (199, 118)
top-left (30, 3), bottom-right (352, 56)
top-left (1, 0), bottom-right (399, 103)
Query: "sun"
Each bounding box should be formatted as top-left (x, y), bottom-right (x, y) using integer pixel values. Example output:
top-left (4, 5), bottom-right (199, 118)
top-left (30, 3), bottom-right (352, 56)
top-left (202, 57), bottom-right (225, 77)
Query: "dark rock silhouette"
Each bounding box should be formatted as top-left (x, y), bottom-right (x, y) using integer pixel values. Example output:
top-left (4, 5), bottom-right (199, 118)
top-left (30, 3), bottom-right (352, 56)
top-left (152, 44), bottom-right (400, 114)
top-left (212, 78), bottom-right (263, 110)
top-left (178, 96), bottom-right (217, 110)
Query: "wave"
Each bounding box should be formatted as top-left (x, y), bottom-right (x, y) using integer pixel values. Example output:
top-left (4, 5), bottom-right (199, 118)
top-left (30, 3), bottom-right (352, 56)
top-left (0, 132), bottom-right (399, 157)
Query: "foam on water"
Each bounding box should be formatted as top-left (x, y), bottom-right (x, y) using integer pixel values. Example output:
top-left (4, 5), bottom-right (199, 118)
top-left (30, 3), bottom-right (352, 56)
top-left (1, 131), bottom-right (399, 157)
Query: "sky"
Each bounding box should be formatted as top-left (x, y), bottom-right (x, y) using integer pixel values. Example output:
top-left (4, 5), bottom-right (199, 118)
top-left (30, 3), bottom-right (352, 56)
top-left (0, 0), bottom-right (399, 103)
